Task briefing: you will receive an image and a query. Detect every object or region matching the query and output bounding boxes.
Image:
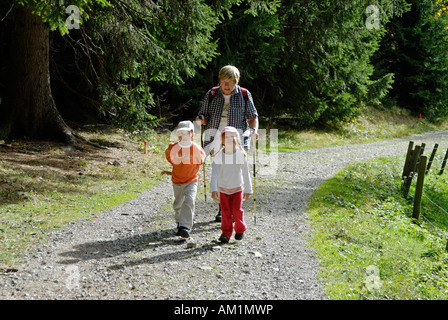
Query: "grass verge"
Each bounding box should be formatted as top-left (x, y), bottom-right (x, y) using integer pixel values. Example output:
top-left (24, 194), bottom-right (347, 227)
top-left (0, 127), bottom-right (171, 267)
top-left (307, 151), bottom-right (448, 299)
top-left (275, 106), bottom-right (448, 152)
top-left (0, 106), bottom-right (447, 273)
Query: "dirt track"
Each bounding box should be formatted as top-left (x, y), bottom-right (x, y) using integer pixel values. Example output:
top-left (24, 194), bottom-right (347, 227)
top-left (1, 130), bottom-right (447, 300)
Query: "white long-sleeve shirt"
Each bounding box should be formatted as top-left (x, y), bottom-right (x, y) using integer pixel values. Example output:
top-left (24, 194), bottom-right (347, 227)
top-left (210, 149), bottom-right (253, 195)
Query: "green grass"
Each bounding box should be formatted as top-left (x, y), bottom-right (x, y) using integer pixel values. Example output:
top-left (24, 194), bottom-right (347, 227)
top-left (275, 106), bottom-right (448, 152)
top-left (1, 105), bottom-right (447, 276)
top-left (420, 162), bottom-right (448, 230)
top-left (307, 152), bottom-right (448, 299)
top-left (0, 128), bottom-right (171, 267)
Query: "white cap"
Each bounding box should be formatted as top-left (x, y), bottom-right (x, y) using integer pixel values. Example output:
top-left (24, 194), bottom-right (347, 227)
top-left (176, 120), bottom-right (194, 133)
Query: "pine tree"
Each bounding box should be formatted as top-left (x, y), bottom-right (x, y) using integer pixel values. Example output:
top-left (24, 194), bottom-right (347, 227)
top-left (268, 0), bottom-right (409, 127)
top-left (373, 0), bottom-right (448, 121)
top-left (0, 0), bottom-right (111, 143)
top-left (0, 0), bottom-right (233, 140)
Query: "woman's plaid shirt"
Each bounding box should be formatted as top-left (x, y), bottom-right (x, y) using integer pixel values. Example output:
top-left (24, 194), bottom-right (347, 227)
top-left (199, 85), bottom-right (258, 150)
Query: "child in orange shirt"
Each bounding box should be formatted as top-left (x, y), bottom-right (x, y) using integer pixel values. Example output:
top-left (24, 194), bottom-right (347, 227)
top-left (165, 121), bottom-right (205, 238)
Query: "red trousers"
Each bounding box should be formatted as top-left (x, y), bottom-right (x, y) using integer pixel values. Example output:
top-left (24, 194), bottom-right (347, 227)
top-left (220, 191), bottom-right (247, 238)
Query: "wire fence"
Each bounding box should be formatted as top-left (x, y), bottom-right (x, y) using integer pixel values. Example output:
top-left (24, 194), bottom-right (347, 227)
top-left (422, 192), bottom-right (448, 218)
top-left (401, 141), bottom-right (448, 250)
top-left (421, 192), bottom-right (448, 240)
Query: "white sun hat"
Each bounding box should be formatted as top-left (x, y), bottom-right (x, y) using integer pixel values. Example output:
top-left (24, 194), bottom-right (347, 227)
top-left (176, 120), bottom-right (195, 133)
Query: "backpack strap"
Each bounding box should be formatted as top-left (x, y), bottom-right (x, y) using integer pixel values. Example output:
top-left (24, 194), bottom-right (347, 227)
top-left (208, 86), bottom-right (219, 103)
top-left (208, 86), bottom-right (248, 105)
top-left (240, 87), bottom-right (248, 104)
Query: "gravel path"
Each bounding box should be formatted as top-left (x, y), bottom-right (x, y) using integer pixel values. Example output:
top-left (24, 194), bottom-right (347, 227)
top-left (1, 130), bottom-right (448, 300)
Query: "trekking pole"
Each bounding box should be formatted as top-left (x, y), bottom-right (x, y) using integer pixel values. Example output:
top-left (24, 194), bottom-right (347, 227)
top-left (252, 128), bottom-right (257, 225)
top-left (199, 114), bottom-right (207, 202)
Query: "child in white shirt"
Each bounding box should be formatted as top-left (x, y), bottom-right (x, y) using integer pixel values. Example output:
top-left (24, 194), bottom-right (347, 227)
top-left (210, 126), bottom-right (252, 243)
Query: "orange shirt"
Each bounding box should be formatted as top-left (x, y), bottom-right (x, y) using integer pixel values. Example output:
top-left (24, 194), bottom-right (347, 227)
top-left (165, 142), bottom-right (205, 184)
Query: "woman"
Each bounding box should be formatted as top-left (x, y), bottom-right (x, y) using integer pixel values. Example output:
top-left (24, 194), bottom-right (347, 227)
top-left (196, 65), bottom-right (259, 222)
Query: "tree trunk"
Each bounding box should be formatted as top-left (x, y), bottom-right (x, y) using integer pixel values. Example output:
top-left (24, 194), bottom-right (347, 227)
top-left (0, 7), bottom-right (75, 143)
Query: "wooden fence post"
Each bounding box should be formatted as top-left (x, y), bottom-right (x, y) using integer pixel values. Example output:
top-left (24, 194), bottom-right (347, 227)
top-left (412, 155), bottom-right (427, 222)
top-left (426, 144), bottom-right (438, 174)
top-left (402, 141), bottom-right (414, 179)
top-left (440, 148), bottom-right (448, 175)
top-left (415, 143), bottom-right (425, 169)
top-left (402, 145), bottom-right (421, 198)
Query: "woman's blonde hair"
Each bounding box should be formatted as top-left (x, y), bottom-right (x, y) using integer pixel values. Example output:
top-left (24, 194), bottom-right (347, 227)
top-left (218, 65), bottom-right (240, 84)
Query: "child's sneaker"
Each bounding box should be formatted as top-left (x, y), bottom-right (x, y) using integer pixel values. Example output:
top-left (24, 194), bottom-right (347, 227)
top-left (235, 232), bottom-right (244, 240)
top-left (178, 226), bottom-right (190, 238)
top-left (219, 234), bottom-right (229, 243)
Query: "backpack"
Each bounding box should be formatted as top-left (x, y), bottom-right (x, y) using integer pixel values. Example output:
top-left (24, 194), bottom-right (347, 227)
top-left (208, 86), bottom-right (248, 105)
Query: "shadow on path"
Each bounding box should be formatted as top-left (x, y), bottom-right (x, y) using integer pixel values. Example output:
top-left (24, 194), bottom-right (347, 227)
top-left (57, 220), bottom-right (220, 266)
